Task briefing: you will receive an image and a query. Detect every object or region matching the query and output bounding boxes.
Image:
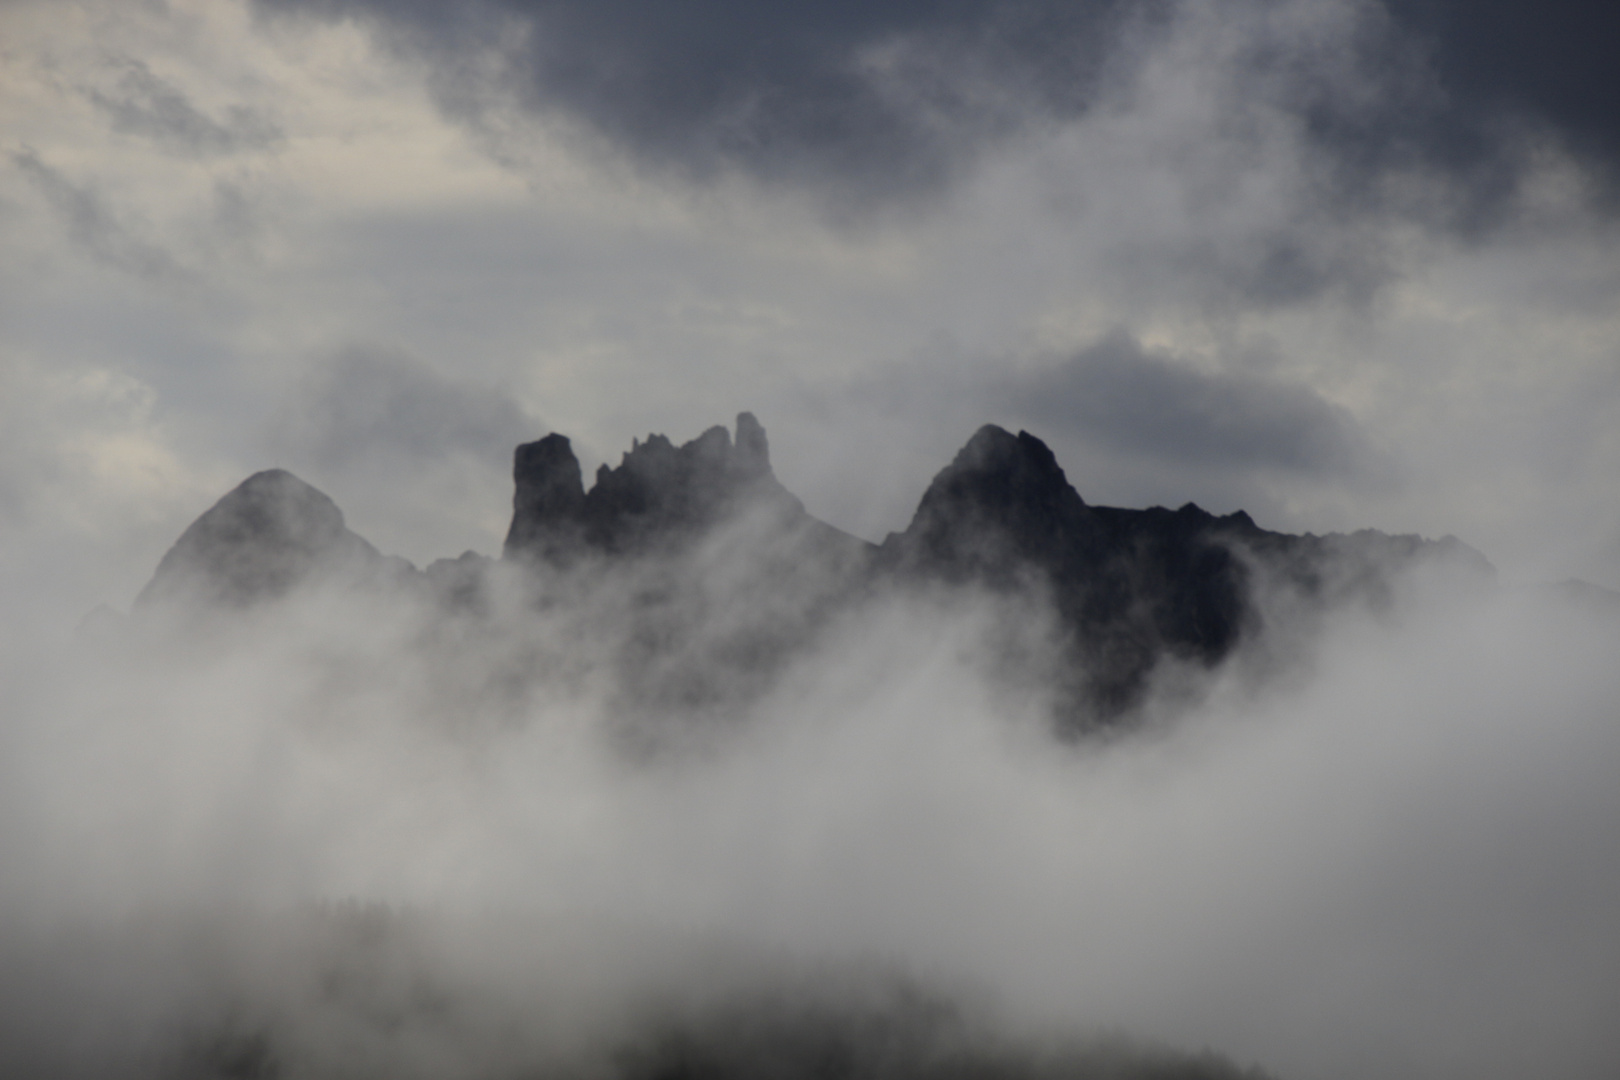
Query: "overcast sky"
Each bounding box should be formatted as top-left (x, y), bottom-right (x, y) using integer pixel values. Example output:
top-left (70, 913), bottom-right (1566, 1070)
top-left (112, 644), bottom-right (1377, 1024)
top-left (4, 0), bottom-right (1620, 624)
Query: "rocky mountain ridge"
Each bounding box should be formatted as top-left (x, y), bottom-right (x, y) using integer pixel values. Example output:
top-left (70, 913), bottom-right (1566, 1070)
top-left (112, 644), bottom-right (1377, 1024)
top-left (504, 412), bottom-right (869, 566)
top-left (135, 414), bottom-right (1493, 728)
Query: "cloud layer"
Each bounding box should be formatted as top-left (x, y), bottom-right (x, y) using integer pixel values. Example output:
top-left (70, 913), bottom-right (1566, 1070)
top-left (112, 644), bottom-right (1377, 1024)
top-left (2, 539), bottom-right (1618, 1079)
top-left (248, 0), bottom-right (1620, 219)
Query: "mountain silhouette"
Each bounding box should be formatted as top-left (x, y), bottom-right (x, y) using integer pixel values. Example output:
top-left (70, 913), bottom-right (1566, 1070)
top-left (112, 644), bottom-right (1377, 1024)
top-left (136, 416), bottom-right (1491, 727)
top-left (877, 423), bottom-right (1491, 718)
top-left (505, 411), bottom-right (867, 564)
top-left (134, 468), bottom-right (411, 611)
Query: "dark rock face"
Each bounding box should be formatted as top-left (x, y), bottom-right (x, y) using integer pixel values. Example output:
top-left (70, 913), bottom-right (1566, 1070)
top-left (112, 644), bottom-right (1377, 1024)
top-left (135, 469), bottom-right (406, 610)
top-left (502, 414), bottom-right (876, 731)
top-left (880, 427), bottom-right (1257, 720)
top-left (881, 425), bottom-right (1491, 724)
top-left (887, 426), bottom-right (1097, 583)
top-left (504, 433), bottom-right (587, 561)
top-left (504, 412), bottom-right (835, 561)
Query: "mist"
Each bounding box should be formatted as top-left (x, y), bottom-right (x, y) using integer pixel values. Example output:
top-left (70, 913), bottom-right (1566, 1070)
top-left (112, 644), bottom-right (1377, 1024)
top-left (3, 508), bottom-right (1617, 1079)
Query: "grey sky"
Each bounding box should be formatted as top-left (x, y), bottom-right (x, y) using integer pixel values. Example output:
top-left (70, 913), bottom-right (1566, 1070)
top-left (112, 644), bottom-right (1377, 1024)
top-left (3, 0), bottom-right (1618, 606)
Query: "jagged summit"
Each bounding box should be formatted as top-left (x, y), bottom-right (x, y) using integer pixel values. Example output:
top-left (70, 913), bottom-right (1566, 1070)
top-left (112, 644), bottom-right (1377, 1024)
top-left (135, 469), bottom-right (404, 610)
top-left (505, 412), bottom-right (830, 561)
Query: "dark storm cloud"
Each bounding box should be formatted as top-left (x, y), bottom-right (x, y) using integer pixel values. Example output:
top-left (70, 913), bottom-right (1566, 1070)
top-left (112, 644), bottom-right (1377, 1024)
top-left (88, 58), bottom-right (283, 157)
top-left (252, 0), bottom-right (1168, 199)
top-left (252, 0), bottom-right (1620, 226)
top-left (1387, 1), bottom-right (1620, 173)
top-left (1235, 0), bottom-right (1620, 228)
top-left (1013, 333), bottom-right (1373, 478)
top-left (11, 148), bottom-right (186, 280)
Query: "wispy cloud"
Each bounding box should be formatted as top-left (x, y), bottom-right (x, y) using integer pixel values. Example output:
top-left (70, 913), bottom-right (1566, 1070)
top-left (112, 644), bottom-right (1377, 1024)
top-left (12, 147), bottom-right (189, 281)
top-left (88, 57), bottom-right (283, 157)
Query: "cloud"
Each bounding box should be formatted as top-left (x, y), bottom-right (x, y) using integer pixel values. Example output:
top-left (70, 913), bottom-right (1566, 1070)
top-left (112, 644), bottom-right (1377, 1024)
top-left (0, 521), bottom-right (1617, 1080)
top-left (11, 147), bottom-right (188, 281)
top-left (250, 0), bottom-right (1170, 204)
top-left (274, 346), bottom-right (534, 473)
top-left (0, 350), bottom-right (226, 632)
top-left (796, 331), bottom-right (1388, 547)
top-left (265, 347), bottom-right (540, 562)
top-left (245, 0), bottom-right (1620, 229)
top-left (88, 57), bottom-right (283, 157)
top-left (1012, 332), bottom-right (1377, 480)
top-left (1384, 0), bottom-right (1620, 182)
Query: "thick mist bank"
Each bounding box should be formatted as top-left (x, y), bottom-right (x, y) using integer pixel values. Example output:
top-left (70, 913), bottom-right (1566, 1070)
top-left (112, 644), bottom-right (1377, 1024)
top-left (3, 560), bottom-right (1618, 1079)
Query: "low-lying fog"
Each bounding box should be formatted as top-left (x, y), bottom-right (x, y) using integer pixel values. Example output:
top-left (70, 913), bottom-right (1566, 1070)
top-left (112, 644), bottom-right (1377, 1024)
top-left (2, 553), bottom-right (1618, 1080)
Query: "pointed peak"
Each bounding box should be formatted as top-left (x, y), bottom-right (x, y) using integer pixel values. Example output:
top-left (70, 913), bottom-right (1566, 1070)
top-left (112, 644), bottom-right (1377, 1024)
top-left (949, 426), bottom-right (1066, 482)
top-left (200, 468), bottom-right (350, 542)
top-left (929, 425), bottom-right (1080, 510)
top-left (886, 424), bottom-right (1092, 576)
top-left (238, 467), bottom-right (311, 488)
top-left (735, 412), bottom-right (769, 474)
top-left (135, 469), bottom-right (388, 610)
top-left (219, 468), bottom-right (339, 514)
top-left (956, 423), bottom-right (1018, 463)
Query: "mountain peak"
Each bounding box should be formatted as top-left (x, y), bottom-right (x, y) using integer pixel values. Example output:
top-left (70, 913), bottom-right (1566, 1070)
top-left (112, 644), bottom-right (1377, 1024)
top-left (506, 412), bottom-right (804, 560)
top-left (884, 425), bottom-right (1093, 577)
top-left (135, 469), bottom-right (395, 609)
top-left (734, 410), bottom-right (770, 475)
